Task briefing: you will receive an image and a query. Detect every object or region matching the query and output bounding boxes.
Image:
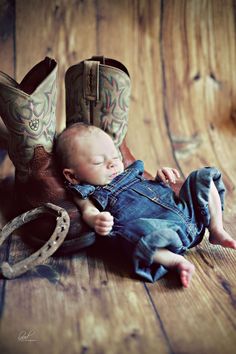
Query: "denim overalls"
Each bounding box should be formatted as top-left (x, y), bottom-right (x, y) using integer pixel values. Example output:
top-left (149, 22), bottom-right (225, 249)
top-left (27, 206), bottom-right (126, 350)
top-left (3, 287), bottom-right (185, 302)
top-left (68, 160), bottom-right (225, 282)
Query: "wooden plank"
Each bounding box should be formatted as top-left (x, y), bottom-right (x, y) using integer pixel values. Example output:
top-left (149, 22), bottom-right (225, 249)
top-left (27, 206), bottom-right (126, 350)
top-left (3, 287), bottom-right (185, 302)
top-left (160, 0), bottom-right (236, 209)
top-left (145, 1), bottom-right (236, 353)
top-left (0, 0), bottom-right (13, 159)
top-left (0, 238), bottom-right (170, 354)
top-left (147, 239), bottom-right (236, 354)
top-left (15, 0), bottom-right (98, 132)
top-left (160, 0), bottom-right (236, 220)
top-left (0, 1), bottom-right (236, 354)
top-left (0, 0), bottom-right (15, 75)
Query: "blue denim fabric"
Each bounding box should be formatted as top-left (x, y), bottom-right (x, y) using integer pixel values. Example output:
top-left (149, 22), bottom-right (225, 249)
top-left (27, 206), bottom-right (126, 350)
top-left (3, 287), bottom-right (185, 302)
top-left (68, 160), bottom-right (226, 282)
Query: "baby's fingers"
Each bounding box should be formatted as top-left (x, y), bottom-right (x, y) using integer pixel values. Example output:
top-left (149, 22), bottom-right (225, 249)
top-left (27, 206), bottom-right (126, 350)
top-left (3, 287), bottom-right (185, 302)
top-left (156, 169), bottom-right (168, 183)
top-left (95, 223), bottom-right (113, 236)
top-left (161, 167), bottom-right (180, 184)
top-left (96, 227), bottom-right (112, 236)
top-left (156, 168), bottom-right (173, 183)
top-left (99, 211), bottom-right (114, 222)
top-left (95, 219), bottom-right (114, 228)
top-left (172, 168), bottom-right (180, 179)
top-left (95, 213), bottom-right (114, 236)
top-left (162, 168), bottom-right (175, 183)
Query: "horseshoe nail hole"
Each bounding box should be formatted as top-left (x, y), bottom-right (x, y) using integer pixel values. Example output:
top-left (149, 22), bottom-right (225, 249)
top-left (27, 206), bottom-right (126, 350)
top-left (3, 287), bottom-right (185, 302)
top-left (63, 218), bottom-right (67, 223)
top-left (55, 236), bottom-right (60, 241)
top-left (47, 244), bottom-right (52, 250)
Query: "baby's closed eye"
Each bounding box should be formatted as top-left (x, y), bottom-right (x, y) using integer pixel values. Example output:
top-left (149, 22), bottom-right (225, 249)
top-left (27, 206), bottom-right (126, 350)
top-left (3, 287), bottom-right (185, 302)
top-left (91, 157), bottom-right (104, 165)
top-left (92, 161), bottom-right (103, 165)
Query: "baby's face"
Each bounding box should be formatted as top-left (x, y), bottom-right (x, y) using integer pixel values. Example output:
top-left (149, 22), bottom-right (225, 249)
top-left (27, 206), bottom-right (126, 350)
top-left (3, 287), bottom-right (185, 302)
top-left (65, 130), bottom-right (124, 185)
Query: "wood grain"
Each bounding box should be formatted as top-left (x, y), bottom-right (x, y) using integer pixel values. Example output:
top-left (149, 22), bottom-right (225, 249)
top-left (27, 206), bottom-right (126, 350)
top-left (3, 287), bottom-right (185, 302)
top-left (160, 0), bottom-right (236, 216)
top-left (145, 1), bottom-right (236, 353)
top-left (0, 0), bottom-right (13, 154)
top-left (15, 0), bottom-right (98, 133)
top-left (0, 238), bottom-right (170, 354)
top-left (0, 0), bottom-right (236, 353)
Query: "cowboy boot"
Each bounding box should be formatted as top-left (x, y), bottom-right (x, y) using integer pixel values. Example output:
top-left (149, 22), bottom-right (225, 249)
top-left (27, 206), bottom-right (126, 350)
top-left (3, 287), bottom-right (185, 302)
top-left (65, 56), bottom-right (140, 169)
top-left (0, 57), bottom-right (95, 258)
top-left (0, 57), bottom-right (58, 188)
top-left (0, 116), bottom-right (9, 149)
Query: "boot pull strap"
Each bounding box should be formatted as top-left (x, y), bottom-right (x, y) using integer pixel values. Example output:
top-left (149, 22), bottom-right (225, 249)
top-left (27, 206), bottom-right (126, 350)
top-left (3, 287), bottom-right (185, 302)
top-left (90, 55), bottom-right (105, 64)
top-left (0, 203), bottom-right (70, 279)
top-left (83, 60), bottom-right (100, 102)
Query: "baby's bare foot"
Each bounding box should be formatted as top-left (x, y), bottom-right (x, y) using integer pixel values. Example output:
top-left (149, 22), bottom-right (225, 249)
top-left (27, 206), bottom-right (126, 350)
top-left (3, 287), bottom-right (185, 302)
top-left (177, 260), bottom-right (195, 288)
top-left (209, 228), bottom-right (236, 249)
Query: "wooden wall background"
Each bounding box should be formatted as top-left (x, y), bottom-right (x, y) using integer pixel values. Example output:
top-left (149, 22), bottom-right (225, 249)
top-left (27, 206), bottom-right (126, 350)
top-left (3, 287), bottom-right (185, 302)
top-left (0, 0), bottom-right (236, 353)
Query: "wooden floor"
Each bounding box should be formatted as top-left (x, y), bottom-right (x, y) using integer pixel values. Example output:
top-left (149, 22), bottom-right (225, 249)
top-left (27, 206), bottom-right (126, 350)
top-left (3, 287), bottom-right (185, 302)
top-left (0, 0), bottom-right (236, 353)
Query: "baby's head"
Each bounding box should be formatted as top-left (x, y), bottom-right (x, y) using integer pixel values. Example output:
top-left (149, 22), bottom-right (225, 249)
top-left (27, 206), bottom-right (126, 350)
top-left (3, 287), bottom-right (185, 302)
top-left (55, 123), bottom-right (124, 186)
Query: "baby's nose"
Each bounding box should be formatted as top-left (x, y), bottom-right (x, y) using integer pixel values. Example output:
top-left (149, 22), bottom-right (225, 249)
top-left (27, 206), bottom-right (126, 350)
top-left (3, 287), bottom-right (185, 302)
top-left (107, 160), bottom-right (115, 168)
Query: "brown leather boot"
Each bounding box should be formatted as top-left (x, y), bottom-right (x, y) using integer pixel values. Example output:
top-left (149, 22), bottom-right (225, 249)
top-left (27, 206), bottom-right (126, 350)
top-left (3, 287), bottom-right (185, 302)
top-left (0, 57), bottom-right (95, 257)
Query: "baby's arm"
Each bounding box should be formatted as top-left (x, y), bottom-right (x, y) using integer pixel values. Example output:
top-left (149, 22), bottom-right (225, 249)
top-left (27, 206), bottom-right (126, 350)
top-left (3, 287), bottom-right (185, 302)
top-left (73, 195), bottom-right (114, 236)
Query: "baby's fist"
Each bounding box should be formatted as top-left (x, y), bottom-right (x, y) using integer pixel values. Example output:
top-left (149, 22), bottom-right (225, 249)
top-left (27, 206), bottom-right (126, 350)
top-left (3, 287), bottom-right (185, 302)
top-left (94, 211), bottom-right (114, 236)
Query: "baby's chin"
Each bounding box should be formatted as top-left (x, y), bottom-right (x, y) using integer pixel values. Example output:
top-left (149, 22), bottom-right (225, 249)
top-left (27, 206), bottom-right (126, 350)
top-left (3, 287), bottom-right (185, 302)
top-left (95, 175), bottom-right (120, 186)
top-left (108, 169), bottom-right (124, 182)
top-left (92, 178), bottom-right (112, 186)
top-left (92, 170), bottom-right (124, 186)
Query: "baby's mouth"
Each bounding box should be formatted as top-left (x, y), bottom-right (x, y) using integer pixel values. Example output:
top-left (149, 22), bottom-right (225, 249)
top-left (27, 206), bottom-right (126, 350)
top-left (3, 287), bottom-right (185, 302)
top-left (110, 172), bottom-right (118, 179)
top-left (109, 168), bottom-right (119, 179)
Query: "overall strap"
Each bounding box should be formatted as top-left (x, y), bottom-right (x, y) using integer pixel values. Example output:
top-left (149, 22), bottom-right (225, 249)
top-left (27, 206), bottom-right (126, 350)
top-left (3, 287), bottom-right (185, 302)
top-left (102, 160), bottom-right (144, 195)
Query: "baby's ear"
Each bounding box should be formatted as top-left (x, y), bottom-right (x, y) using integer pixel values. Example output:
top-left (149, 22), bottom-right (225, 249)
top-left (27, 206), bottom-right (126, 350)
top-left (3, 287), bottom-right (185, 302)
top-left (63, 168), bottom-right (80, 184)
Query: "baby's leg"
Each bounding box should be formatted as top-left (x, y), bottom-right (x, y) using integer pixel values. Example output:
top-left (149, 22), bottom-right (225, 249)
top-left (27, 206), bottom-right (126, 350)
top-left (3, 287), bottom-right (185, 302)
top-left (208, 181), bottom-right (236, 249)
top-left (152, 249), bottom-right (195, 288)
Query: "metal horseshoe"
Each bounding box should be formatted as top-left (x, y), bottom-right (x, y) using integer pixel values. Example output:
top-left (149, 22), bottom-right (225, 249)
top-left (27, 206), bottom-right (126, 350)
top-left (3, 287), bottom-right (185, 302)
top-left (0, 203), bottom-right (70, 279)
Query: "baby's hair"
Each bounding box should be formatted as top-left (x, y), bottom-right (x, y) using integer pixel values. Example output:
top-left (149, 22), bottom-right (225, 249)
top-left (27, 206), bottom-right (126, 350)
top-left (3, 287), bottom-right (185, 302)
top-left (54, 122), bottom-right (102, 170)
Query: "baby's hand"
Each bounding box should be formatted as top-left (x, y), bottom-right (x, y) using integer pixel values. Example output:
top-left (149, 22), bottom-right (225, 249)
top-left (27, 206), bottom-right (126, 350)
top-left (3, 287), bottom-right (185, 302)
top-left (94, 211), bottom-right (114, 236)
top-left (155, 167), bottom-right (180, 184)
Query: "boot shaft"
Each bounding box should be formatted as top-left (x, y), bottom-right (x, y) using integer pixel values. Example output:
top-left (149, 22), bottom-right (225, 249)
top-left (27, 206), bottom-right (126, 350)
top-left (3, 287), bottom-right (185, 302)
top-left (0, 57), bottom-right (57, 182)
top-left (65, 56), bottom-right (131, 148)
